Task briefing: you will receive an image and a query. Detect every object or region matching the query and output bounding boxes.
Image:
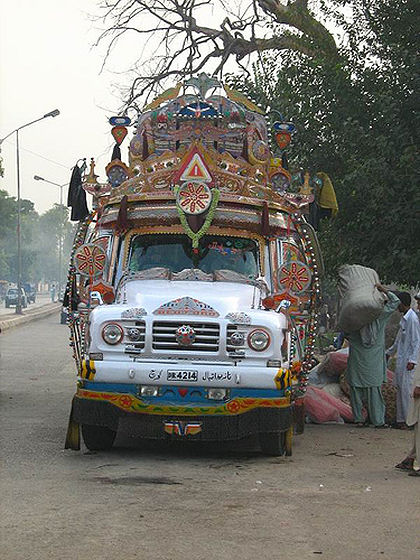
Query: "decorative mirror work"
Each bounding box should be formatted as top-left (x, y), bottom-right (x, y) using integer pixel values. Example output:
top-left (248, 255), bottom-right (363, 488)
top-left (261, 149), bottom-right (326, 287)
top-left (121, 307), bottom-right (147, 318)
top-left (153, 296), bottom-right (219, 317)
top-left (225, 312), bottom-right (252, 325)
top-left (106, 161), bottom-right (131, 188)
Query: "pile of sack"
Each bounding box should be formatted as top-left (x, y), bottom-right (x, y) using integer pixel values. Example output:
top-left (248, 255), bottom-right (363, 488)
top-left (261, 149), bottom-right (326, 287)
top-left (306, 347), bottom-right (397, 424)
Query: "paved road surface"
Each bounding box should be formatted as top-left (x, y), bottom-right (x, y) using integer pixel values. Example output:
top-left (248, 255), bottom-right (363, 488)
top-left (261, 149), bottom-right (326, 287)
top-left (0, 315), bottom-right (419, 560)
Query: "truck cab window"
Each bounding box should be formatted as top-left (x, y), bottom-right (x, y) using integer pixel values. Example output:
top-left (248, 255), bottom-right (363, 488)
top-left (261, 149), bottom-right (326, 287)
top-left (128, 234), bottom-right (259, 279)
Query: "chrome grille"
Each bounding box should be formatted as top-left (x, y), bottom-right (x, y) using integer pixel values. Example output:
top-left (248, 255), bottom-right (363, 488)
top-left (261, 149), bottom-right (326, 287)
top-left (123, 321), bottom-right (146, 353)
top-left (153, 321), bottom-right (220, 352)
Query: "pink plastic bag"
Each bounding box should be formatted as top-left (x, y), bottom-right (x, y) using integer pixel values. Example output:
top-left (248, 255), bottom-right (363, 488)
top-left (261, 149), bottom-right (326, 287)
top-left (305, 386), bottom-right (343, 423)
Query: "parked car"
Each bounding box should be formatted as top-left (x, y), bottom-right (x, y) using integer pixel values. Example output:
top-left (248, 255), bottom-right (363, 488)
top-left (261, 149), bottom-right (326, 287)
top-left (23, 282), bottom-right (36, 303)
top-left (5, 287), bottom-right (28, 308)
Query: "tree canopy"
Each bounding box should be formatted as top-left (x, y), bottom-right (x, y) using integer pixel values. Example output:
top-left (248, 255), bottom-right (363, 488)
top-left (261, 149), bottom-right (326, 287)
top-left (0, 189), bottom-right (75, 285)
top-left (228, 0), bottom-right (419, 285)
top-left (95, 0), bottom-right (338, 107)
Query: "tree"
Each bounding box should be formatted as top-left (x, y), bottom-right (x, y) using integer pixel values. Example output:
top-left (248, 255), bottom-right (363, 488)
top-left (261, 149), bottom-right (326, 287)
top-left (95, 0), bottom-right (338, 107)
top-left (228, 0), bottom-right (420, 284)
top-left (33, 205), bottom-right (75, 286)
top-left (0, 189), bottom-right (39, 282)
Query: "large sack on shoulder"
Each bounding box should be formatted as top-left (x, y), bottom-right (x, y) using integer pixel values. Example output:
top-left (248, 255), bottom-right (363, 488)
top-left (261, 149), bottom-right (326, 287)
top-left (337, 264), bottom-right (386, 332)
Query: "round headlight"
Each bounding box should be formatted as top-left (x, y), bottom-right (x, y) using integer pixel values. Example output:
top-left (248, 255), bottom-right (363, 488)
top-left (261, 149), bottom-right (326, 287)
top-left (102, 323), bottom-right (123, 345)
top-left (248, 329), bottom-right (270, 352)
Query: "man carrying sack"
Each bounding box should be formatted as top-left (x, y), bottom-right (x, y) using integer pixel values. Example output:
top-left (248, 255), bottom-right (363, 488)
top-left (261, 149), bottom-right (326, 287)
top-left (337, 265), bottom-right (400, 428)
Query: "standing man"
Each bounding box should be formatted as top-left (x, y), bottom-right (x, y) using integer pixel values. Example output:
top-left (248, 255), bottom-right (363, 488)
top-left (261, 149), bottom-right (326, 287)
top-left (346, 284), bottom-right (400, 428)
top-left (395, 351), bottom-right (420, 476)
top-left (387, 292), bottom-right (420, 428)
top-left (415, 292), bottom-right (420, 319)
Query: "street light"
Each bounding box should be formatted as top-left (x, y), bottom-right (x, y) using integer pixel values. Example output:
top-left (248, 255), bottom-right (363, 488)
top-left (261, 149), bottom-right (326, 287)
top-left (34, 175), bottom-right (66, 206)
top-left (34, 175), bottom-right (67, 298)
top-left (0, 109), bottom-right (60, 314)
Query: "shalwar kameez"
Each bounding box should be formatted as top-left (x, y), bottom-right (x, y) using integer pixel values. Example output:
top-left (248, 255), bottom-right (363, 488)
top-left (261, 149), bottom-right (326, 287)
top-left (406, 366), bottom-right (420, 473)
top-left (346, 291), bottom-right (400, 426)
top-left (387, 308), bottom-right (420, 423)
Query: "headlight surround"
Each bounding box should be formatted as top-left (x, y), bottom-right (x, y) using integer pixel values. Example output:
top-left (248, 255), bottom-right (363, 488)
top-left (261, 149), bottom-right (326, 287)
top-left (247, 329), bottom-right (270, 352)
top-left (102, 323), bottom-right (124, 345)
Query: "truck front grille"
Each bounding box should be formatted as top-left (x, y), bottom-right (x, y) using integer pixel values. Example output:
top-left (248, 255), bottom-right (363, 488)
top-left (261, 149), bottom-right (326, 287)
top-left (152, 321), bottom-right (220, 352)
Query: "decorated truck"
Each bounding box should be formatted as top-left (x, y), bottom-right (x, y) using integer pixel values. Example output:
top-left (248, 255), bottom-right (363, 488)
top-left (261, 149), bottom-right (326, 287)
top-left (64, 75), bottom-right (323, 455)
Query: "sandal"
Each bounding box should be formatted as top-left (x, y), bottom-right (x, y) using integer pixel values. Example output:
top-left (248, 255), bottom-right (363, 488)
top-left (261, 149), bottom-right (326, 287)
top-left (395, 457), bottom-right (414, 471)
top-left (356, 421), bottom-right (369, 428)
top-left (408, 470), bottom-right (420, 477)
top-left (392, 422), bottom-right (408, 430)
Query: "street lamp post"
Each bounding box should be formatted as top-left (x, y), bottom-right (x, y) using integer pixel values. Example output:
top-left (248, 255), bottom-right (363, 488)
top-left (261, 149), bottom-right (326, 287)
top-left (34, 175), bottom-right (67, 299)
top-left (0, 109), bottom-right (60, 313)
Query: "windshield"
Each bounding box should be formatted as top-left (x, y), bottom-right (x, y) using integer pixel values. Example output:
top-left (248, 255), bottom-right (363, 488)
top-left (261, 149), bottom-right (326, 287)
top-left (128, 234), bottom-right (260, 279)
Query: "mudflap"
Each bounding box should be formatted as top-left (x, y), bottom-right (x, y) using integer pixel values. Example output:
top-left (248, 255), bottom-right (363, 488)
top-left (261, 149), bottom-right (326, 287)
top-left (293, 398), bottom-right (305, 435)
top-left (285, 425), bottom-right (293, 456)
top-left (64, 397), bottom-right (81, 450)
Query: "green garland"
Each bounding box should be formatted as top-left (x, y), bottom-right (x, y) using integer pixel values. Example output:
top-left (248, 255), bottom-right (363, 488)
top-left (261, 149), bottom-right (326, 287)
top-left (175, 186), bottom-right (220, 248)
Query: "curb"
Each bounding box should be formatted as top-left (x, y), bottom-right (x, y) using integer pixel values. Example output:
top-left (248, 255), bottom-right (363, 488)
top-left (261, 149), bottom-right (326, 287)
top-left (0, 303), bottom-right (61, 332)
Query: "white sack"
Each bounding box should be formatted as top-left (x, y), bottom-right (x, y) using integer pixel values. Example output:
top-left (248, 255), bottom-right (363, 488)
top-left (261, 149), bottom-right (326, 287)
top-left (337, 264), bottom-right (386, 332)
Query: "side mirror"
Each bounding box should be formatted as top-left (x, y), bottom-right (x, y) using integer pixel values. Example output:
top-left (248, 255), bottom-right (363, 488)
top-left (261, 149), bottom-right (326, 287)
top-left (90, 291), bottom-right (104, 306)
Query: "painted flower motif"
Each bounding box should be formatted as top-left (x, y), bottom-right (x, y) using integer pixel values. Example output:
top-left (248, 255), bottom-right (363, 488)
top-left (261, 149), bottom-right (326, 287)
top-left (278, 260), bottom-right (311, 293)
top-left (175, 325), bottom-right (196, 346)
top-left (74, 244), bottom-right (106, 278)
top-left (118, 395), bottom-right (133, 409)
top-left (177, 182), bottom-right (212, 215)
top-left (226, 400), bottom-right (241, 413)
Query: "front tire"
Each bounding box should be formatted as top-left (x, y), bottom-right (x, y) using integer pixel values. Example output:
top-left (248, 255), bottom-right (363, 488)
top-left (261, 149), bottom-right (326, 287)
top-left (259, 431), bottom-right (287, 456)
top-left (81, 424), bottom-right (116, 451)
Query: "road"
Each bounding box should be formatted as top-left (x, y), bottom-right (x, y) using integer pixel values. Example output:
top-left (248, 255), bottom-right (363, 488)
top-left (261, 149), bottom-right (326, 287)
top-left (1, 315), bottom-right (419, 560)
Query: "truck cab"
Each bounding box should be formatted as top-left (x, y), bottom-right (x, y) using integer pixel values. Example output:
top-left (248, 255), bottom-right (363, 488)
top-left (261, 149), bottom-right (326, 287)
top-left (65, 76), bottom-right (322, 455)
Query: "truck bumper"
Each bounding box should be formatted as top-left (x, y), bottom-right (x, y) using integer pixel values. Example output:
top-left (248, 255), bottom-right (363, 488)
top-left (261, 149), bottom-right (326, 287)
top-left (80, 359), bottom-right (291, 391)
top-left (72, 389), bottom-right (292, 441)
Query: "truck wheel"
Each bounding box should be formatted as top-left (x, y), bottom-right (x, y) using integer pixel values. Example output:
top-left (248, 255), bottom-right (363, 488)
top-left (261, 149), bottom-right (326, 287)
top-left (5, 301), bottom-right (9, 308)
top-left (81, 424), bottom-right (116, 451)
top-left (259, 431), bottom-right (286, 456)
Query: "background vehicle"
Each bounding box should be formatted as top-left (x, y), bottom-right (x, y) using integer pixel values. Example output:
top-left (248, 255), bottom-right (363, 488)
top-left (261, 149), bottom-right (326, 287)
top-left (64, 76), bottom-right (323, 455)
top-left (5, 287), bottom-right (28, 308)
top-left (23, 283), bottom-right (36, 303)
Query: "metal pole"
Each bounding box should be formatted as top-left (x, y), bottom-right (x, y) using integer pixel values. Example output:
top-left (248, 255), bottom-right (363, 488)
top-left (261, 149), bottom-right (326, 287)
top-left (59, 184), bottom-right (64, 298)
top-left (15, 130), bottom-right (22, 314)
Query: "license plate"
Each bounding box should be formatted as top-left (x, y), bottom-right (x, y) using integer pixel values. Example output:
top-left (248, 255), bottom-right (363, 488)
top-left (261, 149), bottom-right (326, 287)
top-left (167, 370), bottom-right (198, 382)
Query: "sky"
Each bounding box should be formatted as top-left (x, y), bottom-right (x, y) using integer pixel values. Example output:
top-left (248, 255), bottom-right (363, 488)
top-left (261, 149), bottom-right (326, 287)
top-left (0, 0), bottom-right (129, 214)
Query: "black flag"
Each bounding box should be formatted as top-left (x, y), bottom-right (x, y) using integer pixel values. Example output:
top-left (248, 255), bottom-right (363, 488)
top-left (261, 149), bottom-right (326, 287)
top-left (67, 163), bottom-right (89, 221)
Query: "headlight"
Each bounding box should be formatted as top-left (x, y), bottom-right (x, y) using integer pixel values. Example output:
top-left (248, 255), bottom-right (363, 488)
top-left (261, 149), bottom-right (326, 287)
top-left (102, 323), bottom-right (123, 345)
top-left (248, 329), bottom-right (270, 352)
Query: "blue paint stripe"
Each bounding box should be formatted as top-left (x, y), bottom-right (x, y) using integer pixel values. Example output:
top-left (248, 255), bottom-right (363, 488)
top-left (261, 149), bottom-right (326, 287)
top-left (82, 382), bottom-right (286, 402)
